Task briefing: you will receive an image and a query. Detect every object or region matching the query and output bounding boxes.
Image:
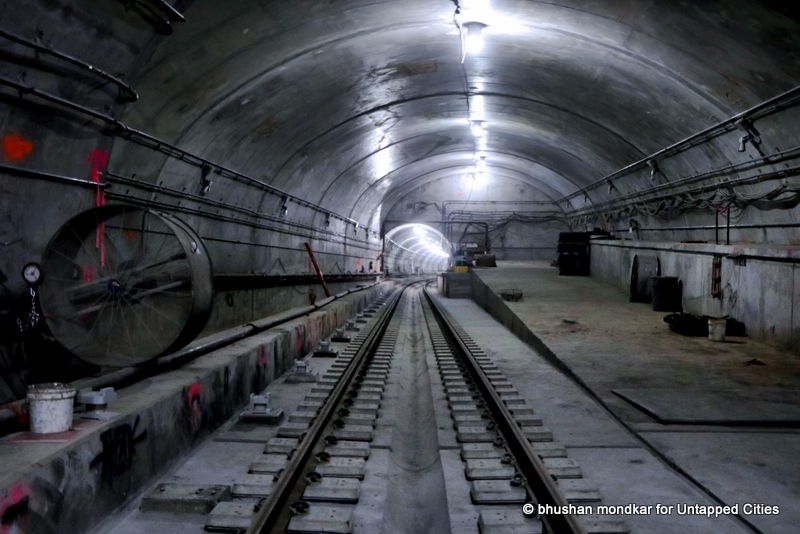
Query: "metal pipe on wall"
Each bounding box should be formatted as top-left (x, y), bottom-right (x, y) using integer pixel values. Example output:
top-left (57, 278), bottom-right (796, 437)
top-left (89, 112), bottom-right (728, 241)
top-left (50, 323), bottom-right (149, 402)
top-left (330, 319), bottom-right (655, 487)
top-left (0, 77), bottom-right (365, 229)
top-left (561, 84), bottom-right (800, 203)
top-left (0, 163), bottom-right (108, 189)
top-left (103, 191), bottom-right (379, 251)
top-left (0, 29), bottom-right (139, 102)
top-left (611, 222), bottom-right (800, 232)
top-left (578, 145), bottom-right (800, 212)
top-left (105, 170), bottom-right (374, 244)
top-left (568, 165), bottom-right (800, 221)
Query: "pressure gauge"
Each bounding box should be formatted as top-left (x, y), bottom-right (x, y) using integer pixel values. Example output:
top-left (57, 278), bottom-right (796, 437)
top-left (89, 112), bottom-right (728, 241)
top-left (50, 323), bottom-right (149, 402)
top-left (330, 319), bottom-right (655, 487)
top-left (22, 262), bottom-right (42, 285)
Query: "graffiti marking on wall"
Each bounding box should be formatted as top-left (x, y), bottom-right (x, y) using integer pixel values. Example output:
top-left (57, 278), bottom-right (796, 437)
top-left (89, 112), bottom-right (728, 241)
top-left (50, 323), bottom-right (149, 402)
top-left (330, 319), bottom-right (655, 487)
top-left (187, 383), bottom-right (202, 432)
top-left (90, 416), bottom-right (147, 480)
top-left (2, 134), bottom-right (33, 162)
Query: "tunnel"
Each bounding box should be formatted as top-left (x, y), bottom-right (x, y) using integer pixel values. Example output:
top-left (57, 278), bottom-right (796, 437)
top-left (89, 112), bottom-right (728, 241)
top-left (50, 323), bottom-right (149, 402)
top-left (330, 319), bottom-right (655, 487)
top-left (0, 1), bottom-right (799, 533)
top-left (384, 224), bottom-right (452, 274)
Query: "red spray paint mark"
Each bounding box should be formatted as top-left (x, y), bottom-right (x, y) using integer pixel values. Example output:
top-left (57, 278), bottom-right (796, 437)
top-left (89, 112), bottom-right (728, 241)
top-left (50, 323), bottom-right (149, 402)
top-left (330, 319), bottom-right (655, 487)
top-left (188, 383), bottom-right (201, 410)
top-left (2, 134), bottom-right (33, 162)
top-left (9, 403), bottom-right (28, 426)
top-left (87, 149), bottom-right (109, 267)
top-left (82, 265), bottom-right (94, 283)
top-left (187, 383), bottom-right (202, 432)
top-left (124, 229), bottom-right (136, 240)
top-left (0, 483), bottom-right (30, 534)
top-left (306, 320), bottom-right (316, 351)
top-left (295, 327), bottom-right (302, 355)
top-left (258, 346), bottom-right (268, 367)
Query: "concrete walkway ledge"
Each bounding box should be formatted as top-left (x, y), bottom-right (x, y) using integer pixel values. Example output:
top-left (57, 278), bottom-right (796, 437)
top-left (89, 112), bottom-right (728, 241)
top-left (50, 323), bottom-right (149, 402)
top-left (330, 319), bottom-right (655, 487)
top-left (0, 285), bottom-right (381, 534)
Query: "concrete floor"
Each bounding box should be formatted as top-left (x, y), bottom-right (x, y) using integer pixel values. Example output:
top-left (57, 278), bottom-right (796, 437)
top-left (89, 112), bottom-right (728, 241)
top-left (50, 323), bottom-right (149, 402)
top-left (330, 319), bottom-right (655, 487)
top-left (436, 261), bottom-right (800, 534)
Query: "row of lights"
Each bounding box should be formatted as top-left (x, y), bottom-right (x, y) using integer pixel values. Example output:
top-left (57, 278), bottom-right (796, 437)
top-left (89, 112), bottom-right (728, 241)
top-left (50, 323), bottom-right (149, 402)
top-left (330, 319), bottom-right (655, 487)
top-left (413, 224), bottom-right (450, 257)
top-left (460, 2), bottom-right (491, 190)
top-left (464, 120), bottom-right (489, 189)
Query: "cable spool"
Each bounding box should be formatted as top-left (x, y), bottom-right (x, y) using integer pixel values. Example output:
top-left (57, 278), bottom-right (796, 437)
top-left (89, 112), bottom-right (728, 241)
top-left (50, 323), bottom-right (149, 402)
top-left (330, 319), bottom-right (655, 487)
top-left (39, 205), bottom-right (213, 366)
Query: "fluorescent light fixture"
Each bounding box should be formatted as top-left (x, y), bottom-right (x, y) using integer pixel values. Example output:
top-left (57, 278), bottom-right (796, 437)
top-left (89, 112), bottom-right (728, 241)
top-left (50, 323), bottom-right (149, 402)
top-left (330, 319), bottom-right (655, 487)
top-left (461, 0), bottom-right (526, 35)
top-left (463, 21), bottom-right (488, 55)
top-left (461, 173), bottom-right (476, 189)
top-left (475, 155), bottom-right (488, 174)
top-left (373, 146), bottom-right (392, 180)
top-left (462, 166), bottom-right (489, 189)
top-left (470, 120), bottom-right (485, 137)
top-left (422, 239), bottom-right (450, 257)
top-left (473, 171), bottom-right (489, 188)
top-left (470, 94), bottom-right (486, 121)
top-left (464, 22), bottom-right (486, 54)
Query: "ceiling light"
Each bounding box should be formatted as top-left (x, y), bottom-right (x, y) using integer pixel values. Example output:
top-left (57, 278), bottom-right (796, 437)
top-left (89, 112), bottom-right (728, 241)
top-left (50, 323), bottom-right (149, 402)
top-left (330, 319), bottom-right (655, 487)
top-left (470, 94), bottom-right (486, 121)
top-left (421, 239), bottom-right (449, 258)
top-left (461, 173), bottom-right (476, 189)
top-left (463, 21), bottom-right (488, 55)
top-left (475, 155), bottom-right (488, 174)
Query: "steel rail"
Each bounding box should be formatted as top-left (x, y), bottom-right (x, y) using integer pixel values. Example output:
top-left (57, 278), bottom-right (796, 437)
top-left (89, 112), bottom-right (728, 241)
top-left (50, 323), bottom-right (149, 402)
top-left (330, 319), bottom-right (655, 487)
top-left (422, 287), bottom-right (586, 534)
top-left (247, 281), bottom-right (420, 533)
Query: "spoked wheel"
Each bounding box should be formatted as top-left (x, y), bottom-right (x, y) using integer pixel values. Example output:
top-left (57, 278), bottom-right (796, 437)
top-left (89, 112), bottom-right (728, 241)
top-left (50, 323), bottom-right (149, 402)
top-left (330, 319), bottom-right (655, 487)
top-left (39, 206), bottom-right (213, 367)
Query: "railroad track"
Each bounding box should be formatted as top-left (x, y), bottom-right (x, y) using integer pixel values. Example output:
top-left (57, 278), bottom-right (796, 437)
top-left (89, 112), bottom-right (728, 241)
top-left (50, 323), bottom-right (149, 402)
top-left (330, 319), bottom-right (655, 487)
top-left (244, 281), bottom-right (411, 532)
top-left (127, 280), bottom-right (626, 534)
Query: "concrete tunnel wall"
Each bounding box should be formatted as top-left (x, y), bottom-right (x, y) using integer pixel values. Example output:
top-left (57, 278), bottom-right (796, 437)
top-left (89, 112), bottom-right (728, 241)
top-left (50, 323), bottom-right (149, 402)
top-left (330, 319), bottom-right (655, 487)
top-left (591, 240), bottom-right (800, 351)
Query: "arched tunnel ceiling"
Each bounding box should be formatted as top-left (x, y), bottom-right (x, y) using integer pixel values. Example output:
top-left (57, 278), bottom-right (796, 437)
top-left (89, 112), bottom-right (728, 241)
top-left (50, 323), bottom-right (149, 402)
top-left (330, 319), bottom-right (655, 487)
top-left (116, 0), bottom-right (800, 229)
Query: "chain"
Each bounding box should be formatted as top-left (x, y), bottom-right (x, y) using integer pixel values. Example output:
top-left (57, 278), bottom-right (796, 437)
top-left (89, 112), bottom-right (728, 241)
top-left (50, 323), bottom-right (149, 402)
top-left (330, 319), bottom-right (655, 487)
top-left (15, 286), bottom-right (40, 334)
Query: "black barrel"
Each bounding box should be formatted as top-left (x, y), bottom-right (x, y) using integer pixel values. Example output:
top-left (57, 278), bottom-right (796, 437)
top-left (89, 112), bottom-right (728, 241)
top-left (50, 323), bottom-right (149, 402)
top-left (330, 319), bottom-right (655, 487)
top-left (629, 254), bottom-right (660, 303)
top-left (650, 276), bottom-right (682, 312)
top-left (557, 232), bottom-right (590, 276)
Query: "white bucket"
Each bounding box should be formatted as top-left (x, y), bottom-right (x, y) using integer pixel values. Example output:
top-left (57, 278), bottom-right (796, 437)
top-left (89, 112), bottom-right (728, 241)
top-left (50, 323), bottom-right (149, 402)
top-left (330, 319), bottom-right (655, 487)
top-left (708, 318), bottom-right (727, 342)
top-left (27, 383), bottom-right (76, 434)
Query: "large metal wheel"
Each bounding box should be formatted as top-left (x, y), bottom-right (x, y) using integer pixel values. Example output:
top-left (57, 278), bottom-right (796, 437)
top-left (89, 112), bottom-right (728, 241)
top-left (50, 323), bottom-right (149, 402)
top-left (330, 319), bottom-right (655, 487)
top-left (39, 206), bottom-right (213, 367)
